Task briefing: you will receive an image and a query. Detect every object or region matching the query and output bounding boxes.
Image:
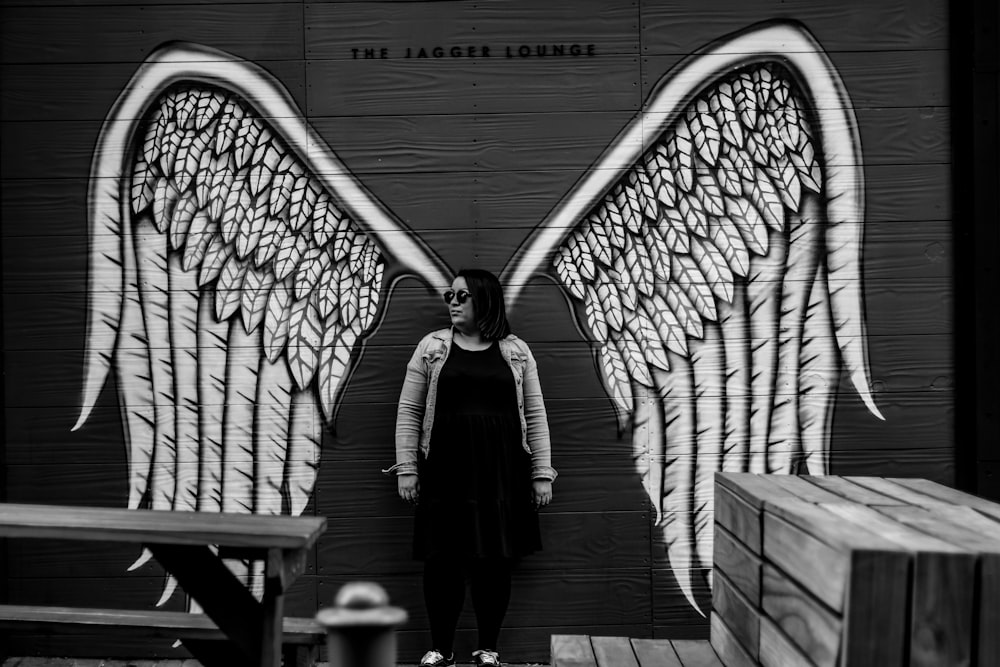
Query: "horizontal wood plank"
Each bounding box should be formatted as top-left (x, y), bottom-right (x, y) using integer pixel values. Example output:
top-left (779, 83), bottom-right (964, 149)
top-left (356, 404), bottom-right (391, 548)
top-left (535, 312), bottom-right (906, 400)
top-left (0, 60), bottom-right (308, 123)
top-left (714, 482), bottom-right (762, 554)
top-left (643, 49), bottom-right (948, 110)
top-left (886, 477), bottom-right (1000, 522)
top-left (0, 168), bottom-right (952, 256)
top-left (757, 614), bottom-right (814, 667)
top-left (712, 524), bottom-right (761, 603)
top-left (711, 570), bottom-right (759, 660)
top-left (844, 476), bottom-right (956, 508)
top-left (762, 474), bottom-right (852, 504)
top-left (0, 604), bottom-right (323, 642)
top-left (292, 107), bottom-right (949, 172)
top-left (0, 503), bottom-right (325, 551)
top-left (651, 568), bottom-right (713, 629)
top-left (761, 500), bottom-right (908, 613)
top-left (708, 612), bottom-right (755, 667)
top-left (317, 568), bottom-right (653, 629)
top-left (760, 563), bottom-right (840, 667)
top-left (815, 501), bottom-right (972, 666)
top-left (892, 477), bottom-right (997, 511)
top-left (0, 4), bottom-right (305, 64)
top-left (761, 511), bottom-right (849, 611)
top-left (799, 474), bottom-right (910, 505)
top-left (307, 55), bottom-right (641, 116)
top-left (304, 0), bottom-right (640, 59)
top-left (639, 0), bottom-right (947, 53)
top-left (0, 217), bottom-right (953, 296)
top-left (316, 510), bottom-right (650, 576)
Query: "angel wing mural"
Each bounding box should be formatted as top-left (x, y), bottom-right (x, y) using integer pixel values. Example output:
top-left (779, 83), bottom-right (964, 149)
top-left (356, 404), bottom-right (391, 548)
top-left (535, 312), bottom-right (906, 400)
top-left (504, 21), bottom-right (884, 610)
top-left (74, 21), bottom-right (881, 613)
top-left (73, 42), bottom-right (452, 599)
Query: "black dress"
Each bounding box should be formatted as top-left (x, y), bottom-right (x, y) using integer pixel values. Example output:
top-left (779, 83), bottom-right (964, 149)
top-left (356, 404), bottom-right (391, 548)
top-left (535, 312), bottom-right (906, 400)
top-left (413, 341), bottom-right (542, 560)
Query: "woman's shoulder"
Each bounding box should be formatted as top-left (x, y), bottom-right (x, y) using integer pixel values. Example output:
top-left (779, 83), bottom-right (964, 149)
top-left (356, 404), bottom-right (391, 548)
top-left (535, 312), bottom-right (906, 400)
top-left (502, 333), bottom-right (533, 354)
top-left (415, 328), bottom-right (452, 349)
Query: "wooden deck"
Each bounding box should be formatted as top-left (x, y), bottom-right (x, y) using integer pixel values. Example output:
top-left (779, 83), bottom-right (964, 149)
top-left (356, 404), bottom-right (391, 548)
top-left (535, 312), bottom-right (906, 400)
top-left (551, 635), bottom-right (721, 667)
top-left (2, 644), bottom-right (698, 667)
top-left (3, 660), bottom-right (552, 667)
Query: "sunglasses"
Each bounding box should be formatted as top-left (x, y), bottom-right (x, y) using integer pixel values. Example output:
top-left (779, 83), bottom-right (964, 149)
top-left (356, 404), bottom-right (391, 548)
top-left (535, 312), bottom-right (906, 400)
top-left (442, 289), bottom-right (472, 305)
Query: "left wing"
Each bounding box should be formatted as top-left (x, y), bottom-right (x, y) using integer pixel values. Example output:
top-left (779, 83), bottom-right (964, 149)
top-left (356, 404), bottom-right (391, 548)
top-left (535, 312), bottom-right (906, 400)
top-left (502, 20), bottom-right (883, 612)
top-left (73, 42), bottom-right (451, 602)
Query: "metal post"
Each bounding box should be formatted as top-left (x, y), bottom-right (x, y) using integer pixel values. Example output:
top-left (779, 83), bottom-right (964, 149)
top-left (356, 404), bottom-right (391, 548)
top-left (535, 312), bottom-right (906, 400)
top-left (316, 581), bottom-right (408, 667)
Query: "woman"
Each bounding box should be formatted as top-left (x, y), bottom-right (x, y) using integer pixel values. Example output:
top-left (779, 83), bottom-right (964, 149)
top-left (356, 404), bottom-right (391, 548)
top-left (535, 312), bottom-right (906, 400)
top-left (389, 268), bottom-right (556, 667)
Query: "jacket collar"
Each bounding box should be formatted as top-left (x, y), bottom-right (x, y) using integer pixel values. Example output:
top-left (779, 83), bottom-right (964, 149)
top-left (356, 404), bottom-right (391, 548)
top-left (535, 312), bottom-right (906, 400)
top-left (431, 327), bottom-right (519, 345)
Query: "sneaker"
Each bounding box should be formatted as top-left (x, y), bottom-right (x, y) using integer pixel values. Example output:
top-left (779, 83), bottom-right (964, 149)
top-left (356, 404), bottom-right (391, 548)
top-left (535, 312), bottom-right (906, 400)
top-left (472, 649), bottom-right (501, 666)
top-left (420, 649), bottom-right (456, 666)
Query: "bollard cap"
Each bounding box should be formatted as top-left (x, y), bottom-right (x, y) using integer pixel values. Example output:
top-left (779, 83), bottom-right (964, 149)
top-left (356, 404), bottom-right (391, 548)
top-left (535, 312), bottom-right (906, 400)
top-left (335, 581), bottom-right (390, 609)
top-left (316, 581), bottom-right (408, 629)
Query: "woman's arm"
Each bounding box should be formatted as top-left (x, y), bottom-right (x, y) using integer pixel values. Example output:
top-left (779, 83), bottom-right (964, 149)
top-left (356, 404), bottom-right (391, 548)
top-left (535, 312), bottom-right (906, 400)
top-left (393, 340), bottom-right (429, 476)
top-left (521, 342), bottom-right (557, 482)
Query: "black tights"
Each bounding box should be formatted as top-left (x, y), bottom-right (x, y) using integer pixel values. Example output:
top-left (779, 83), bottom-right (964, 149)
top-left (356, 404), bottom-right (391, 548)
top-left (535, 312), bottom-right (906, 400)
top-left (423, 556), bottom-right (513, 655)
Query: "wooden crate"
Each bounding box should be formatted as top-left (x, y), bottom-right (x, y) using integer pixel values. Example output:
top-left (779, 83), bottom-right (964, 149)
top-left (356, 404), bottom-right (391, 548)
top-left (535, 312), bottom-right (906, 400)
top-left (712, 474), bottom-right (1000, 667)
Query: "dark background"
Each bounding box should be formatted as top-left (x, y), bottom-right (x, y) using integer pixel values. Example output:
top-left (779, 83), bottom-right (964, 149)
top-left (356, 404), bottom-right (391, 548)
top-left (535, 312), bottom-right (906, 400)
top-left (1, 0), bottom-right (986, 661)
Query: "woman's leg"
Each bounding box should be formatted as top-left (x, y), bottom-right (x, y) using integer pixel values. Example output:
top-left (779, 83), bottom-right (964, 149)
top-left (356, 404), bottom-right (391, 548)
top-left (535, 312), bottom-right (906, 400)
top-left (469, 557), bottom-right (513, 650)
top-left (423, 555), bottom-right (466, 655)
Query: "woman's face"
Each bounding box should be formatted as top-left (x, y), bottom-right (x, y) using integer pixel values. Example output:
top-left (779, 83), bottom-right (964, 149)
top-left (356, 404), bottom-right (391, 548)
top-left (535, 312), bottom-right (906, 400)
top-left (446, 276), bottom-right (476, 333)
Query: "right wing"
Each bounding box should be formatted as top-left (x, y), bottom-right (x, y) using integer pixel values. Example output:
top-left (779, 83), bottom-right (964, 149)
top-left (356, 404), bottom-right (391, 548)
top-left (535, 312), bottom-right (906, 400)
top-left (502, 21), bottom-right (883, 611)
top-left (74, 42), bottom-right (451, 596)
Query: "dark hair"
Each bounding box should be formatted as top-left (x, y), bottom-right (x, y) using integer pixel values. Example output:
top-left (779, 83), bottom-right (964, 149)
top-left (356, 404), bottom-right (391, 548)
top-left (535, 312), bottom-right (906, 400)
top-left (457, 268), bottom-right (511, 341)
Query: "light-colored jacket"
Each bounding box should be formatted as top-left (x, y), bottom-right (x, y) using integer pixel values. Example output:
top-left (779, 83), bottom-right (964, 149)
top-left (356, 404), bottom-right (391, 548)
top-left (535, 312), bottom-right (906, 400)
top-left (390, 328), bottom-right (557, 481)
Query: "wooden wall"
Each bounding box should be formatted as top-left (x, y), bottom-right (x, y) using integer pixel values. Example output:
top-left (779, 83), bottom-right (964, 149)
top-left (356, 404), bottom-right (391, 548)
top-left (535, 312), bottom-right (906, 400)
top-left (0, 0), bottom-right (953, 661)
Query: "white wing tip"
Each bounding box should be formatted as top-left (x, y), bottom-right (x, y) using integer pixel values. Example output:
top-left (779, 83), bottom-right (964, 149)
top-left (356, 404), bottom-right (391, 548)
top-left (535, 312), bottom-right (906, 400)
top-left (672, 568), bottom-right (706, 618)
top-left (71, 408), bottom-right (91, 432)
top-left (128, 548), bottom-right (154, 572)
top-left (851, 372), bottom-right (885, 421)
top-left (156, 575), bottom-right (179, 607)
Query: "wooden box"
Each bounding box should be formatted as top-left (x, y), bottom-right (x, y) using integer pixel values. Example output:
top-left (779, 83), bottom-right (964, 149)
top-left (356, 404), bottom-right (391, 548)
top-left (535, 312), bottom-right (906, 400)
top-left (711, 474), bottom-right (1000, 667)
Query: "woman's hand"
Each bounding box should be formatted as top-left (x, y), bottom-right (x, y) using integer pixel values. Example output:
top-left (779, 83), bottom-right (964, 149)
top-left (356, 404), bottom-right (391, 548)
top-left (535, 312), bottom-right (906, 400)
top-left (532, 479), bottom-right (553, 509)
top-left (398, 474), bottom-right (419, 505)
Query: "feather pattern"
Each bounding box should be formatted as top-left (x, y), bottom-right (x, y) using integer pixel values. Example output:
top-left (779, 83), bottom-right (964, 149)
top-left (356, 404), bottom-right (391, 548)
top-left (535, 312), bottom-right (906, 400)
top-left (254, 357), bottom-right (293, 516)
top-left (134, 218), bottom-right (177, 512)
top-left (117, 274), bottom-right (157, 512)
top-left (690, 325), bottom-right (724, 574)
top-left (77, 44), bottom-right (449, 608)
top-left (506, 25), bottom-right (881, 613)
top-left (167, 253), bottom-right (201, 513)
top-left (285, 390), bottom-right (323, 516)
top-left (196, 294), bottom-right (227, 513)
top-left (799, 263), bottom-right (838, 475)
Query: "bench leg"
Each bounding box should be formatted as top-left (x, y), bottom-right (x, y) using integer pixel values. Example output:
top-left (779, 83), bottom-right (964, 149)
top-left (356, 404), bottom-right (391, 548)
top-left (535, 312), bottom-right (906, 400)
top-left (261, 572), bottom-right (284, 667)
top-left (148, 543), bottom-right (262, 663)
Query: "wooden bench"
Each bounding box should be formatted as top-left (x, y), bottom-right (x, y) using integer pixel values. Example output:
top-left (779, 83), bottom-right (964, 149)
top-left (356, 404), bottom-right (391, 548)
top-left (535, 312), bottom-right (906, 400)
top-left (0, 503), bottom-right (327, 667)
top-left (712, 474), bottom-right (1000, 667)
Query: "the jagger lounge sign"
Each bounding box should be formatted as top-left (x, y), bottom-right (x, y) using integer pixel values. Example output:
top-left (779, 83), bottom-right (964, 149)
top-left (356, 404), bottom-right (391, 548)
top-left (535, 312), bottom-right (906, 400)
top-left (350, 43), bottom-right (598, 59)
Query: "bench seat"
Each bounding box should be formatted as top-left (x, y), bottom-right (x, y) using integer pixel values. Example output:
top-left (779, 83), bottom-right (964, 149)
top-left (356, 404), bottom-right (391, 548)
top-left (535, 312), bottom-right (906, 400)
top-left (0, 604), bottom-right (323, 640)
top-left (0, 604), bottom-right (325, 665)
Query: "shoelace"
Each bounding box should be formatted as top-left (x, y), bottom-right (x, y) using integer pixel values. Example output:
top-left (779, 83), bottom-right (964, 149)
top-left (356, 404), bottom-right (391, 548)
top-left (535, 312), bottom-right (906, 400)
top-left (473, 649), bottom-right (500, 665)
